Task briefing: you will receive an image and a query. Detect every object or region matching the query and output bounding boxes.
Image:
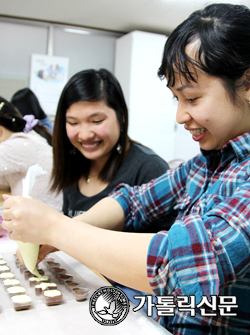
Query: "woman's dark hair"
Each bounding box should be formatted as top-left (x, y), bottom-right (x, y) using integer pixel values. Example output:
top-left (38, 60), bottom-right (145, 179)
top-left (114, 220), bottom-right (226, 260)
top-left (51, 68), bottom-right (130, 193)
top-left (0, 97), bottom-right (26, 132)
top-left (11, 88), bottom-right (47, 119)
top-left (0, 96), bottom-right (52, 145)
top-left (158, 3), bottom-right (250, 104)
top-left (33, 123), bottom-right (52, 146)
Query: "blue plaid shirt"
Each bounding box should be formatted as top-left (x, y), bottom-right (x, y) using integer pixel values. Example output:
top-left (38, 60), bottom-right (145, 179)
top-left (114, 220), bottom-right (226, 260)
top-left (110, 132), bottom-right (250, 335)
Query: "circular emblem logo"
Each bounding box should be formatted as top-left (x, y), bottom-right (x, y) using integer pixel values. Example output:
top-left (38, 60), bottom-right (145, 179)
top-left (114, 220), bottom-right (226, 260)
top-left (89, 286), bottom-right (130, 326)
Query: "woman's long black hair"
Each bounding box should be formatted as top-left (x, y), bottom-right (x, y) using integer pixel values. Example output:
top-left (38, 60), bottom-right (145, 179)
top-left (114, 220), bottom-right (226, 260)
top-left (51, 68), bottom-right (131, 193)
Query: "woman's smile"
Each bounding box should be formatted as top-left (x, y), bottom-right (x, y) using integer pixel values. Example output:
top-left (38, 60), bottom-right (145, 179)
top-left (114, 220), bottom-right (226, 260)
top-left (80, 141), bottom-right (102, 151)
top-left (188, 128), bottom-right (207, 142)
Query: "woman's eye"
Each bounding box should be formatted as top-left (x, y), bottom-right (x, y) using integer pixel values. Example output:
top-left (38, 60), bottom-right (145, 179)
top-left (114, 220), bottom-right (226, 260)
top-left (173, 96), bottom-right (178, 101)
top-left (186, 98), bottom-right (197, 103)
top-left (93, 119), bottom-right (104, 124)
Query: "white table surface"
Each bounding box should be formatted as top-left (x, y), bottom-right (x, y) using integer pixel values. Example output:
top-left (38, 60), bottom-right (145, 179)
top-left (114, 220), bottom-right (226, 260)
top-left (0, 236), bottom-right (172, 335)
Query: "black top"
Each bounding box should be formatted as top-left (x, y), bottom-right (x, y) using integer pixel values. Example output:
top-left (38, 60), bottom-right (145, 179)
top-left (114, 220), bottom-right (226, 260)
top-left (63, 142), bottom-right (177, 232)
top-left (63, 142), bottom-right (168, 216)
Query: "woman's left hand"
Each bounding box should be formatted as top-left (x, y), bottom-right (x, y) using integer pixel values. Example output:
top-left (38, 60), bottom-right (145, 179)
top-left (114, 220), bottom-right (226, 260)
top-left (38, 245), bottom-right (59, 263)
top-left (15, 248), bottom-right (24, 265)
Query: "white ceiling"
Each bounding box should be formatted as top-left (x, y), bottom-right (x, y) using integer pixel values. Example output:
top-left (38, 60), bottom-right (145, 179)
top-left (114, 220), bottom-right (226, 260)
top-left (1, 0), bottom-right (250, 35)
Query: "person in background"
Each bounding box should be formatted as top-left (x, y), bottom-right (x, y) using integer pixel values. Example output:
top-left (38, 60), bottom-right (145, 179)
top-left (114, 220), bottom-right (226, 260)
top-left (0, 97), bottom-right (62, 211)
top-left (4, 3), bottom-right (250, 333)
top-left (51, 68), bottom-right (171, 220)
top-left (39, 68), bottom-right (175, 313)
top-left (11, 88), bottom-right (54, 134)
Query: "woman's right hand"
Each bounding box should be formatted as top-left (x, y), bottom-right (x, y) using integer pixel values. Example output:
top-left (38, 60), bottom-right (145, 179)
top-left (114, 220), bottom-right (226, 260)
top-left (2, 195), bottom-right (66, 245)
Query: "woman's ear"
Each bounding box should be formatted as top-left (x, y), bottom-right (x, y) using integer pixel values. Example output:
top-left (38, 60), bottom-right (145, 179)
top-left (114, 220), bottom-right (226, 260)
top-left (243, 69), bottom-right (250, 104)
top-left (244, 69), bottom-right (250, 92)
top-left (0, 126), bottom-right (5, 143)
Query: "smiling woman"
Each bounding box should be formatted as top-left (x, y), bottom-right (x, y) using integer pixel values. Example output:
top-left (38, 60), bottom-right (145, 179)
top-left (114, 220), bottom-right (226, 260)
top-left (50, 69), bottom-right (171, 220)
top-left (39, 68), bottom-right (173, 315)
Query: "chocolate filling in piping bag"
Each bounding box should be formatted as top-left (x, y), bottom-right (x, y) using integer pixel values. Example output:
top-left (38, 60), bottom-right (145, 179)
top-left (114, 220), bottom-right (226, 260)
top-left (17, 164), bottom-right (47, 277)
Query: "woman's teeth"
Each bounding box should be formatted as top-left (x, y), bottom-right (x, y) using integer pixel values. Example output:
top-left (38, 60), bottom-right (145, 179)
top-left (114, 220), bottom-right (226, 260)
top-left (190, 128), bottom-right (206, 135)
top-left (82, 142), bottom-right (99, 148)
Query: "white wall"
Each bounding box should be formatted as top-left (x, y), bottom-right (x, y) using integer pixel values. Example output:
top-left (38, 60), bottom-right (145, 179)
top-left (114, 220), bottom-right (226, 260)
top-left (115, 31), bottom-right (176, 162)
top-left (0, 20), bottom-right (121, 111)
top-left (53, 27), bottom-right (118, 80)
top-left (0, 21), bottom-right (48, 100)
top-left (115, 30), bottom-right (200, 163)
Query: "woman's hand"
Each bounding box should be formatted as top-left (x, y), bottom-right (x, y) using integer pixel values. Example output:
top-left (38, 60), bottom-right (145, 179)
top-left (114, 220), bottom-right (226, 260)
top-left (2, 195), bottom-right (64, 245)
top-left (15, 248), bottom-right (24, 265)
top-left (2, 195), bottom-right (153, 293)
top-left (38, 245), bottom-right (59, 263)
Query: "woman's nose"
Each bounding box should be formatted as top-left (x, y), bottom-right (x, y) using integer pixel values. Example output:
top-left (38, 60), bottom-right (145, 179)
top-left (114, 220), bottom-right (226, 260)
top-left (176, 103), bottom-right (192, 125)
top-left (78, 126), bottom-right (95, 140)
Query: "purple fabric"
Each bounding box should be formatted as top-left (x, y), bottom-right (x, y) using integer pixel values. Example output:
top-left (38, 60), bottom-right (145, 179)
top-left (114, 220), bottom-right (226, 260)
top-left (23, 115), bottom-right (39, 133)
top-left (0, 213), bottom-right (8, 237)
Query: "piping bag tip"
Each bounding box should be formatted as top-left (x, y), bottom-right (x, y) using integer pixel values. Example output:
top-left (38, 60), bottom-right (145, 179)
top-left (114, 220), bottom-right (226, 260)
top-left (17, 165), bottom-right (47, 278)
top-left (17, 241), bottom-right (41, 277)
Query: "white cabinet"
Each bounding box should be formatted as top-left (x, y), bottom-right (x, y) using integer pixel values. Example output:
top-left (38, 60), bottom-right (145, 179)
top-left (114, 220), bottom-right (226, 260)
top-left (114, 30), bottom-right (199, 164)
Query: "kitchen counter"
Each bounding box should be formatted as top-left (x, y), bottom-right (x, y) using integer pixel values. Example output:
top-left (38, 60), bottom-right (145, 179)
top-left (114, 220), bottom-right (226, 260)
top-left (0, 237), bottom-right (172, 335)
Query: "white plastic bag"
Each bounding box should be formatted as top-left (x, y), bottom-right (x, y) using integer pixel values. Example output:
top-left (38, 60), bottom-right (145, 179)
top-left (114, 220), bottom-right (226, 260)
top-left (17, 164), bottom-right (47, 277)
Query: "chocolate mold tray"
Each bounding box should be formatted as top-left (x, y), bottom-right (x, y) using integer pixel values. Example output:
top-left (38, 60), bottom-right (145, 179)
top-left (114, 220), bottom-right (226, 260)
top-left (0, 252), bottom-right (93, 310)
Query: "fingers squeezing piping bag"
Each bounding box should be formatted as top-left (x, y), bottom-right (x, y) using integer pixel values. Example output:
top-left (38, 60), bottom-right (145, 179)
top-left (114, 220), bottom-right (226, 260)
top-left (17, 165), bottom-right (47, 278)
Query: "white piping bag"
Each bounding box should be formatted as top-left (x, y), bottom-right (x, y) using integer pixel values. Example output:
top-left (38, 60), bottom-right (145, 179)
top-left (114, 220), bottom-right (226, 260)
top-left (17, 164), bottom-right (47, 277)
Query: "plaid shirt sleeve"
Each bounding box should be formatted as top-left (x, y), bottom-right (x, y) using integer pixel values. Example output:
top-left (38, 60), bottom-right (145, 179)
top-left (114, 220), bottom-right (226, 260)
top-left (109, 159), bottom-right (193, 232)
top-left (149, 177), bottom-right (250, 297)
top-left (110, 159), bottom-right (250, 301)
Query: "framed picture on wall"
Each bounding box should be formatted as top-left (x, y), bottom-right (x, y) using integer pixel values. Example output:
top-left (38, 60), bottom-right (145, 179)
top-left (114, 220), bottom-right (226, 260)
top-left (30, 54), bottom-right (69, 116)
